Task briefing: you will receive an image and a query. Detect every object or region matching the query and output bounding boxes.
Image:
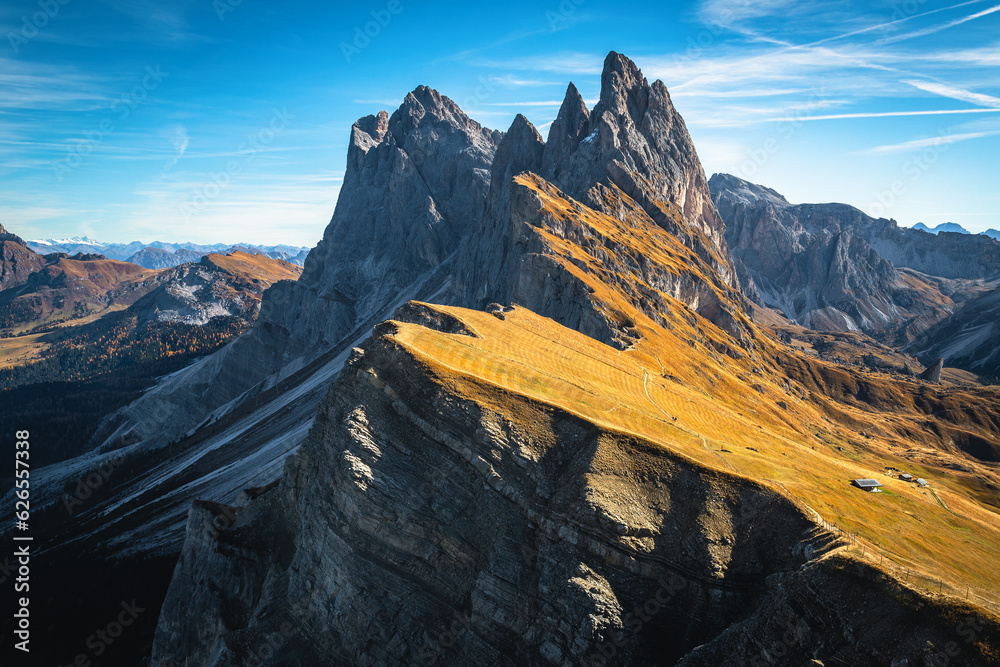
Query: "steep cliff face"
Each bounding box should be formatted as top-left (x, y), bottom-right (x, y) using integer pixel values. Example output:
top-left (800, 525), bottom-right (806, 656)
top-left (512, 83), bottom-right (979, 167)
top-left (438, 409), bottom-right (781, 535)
top-left (542, 53), bottom-right (726, 254)
top-left (456, 52), bottom-right (747, 344)
top-left (90, 86), bottom-right (501, 455)
top-left (868, 228), bottom-right (1000, 281)
top-left (152, 302), bottom-right (1000, 666)
top-left (71, 51), bottom-right (749, 532)
top-left (711, 174), bottom-right (978, 343)
top-left (910, 278), bottom-right (1000, 377)
top-left (151, 306), bottom-right (817, 667)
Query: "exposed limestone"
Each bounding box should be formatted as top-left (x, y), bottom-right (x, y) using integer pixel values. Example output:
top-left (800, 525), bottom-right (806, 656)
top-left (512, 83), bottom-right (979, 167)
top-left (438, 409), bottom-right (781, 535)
top-left (152, 321), bottom-right (818, 666)
top-left (710, 173), bottom-right (990, 344)
top-left (920, 357), bottom-right (944, 383)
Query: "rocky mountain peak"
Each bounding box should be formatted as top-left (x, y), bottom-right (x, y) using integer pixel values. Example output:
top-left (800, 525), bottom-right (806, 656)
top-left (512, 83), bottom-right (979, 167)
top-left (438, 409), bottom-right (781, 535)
top-left (490, 114), bottom-right (545, 203)
top-left (596, 50), bottom-right (650, 119)
top-left (547, 81), bottom-right (590, 148)
top-left (350, 110), bottom-right (389, 150)
top-left (540, 52), bottom-right (728, 265)
top-left (389, 84), bottom-right (501, 156)
top-left (0, 222), bottom-right (27, 245)
top-left (710, 173), bottom-right (790, 209)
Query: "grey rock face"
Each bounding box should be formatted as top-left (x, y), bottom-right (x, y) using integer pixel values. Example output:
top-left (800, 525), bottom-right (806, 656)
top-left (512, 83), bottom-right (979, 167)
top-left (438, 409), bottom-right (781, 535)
top-left (544, 53), bottom-right (725, 250)
top-left (93, 87), bottom-right (501, 455)
top-left (0, 223), bottom-right (45, 292)
top-left (151, 312), bottom-right (816, 666)
top-left (911, 281), bottom-right (1000, 377)
top-left (456, 53), bottom-right (748, 344)
top-left (919, 357), bottom-right (944, 382)
top-left (710, 173), bottom-right (976, 343)
top-left (714, 174), bottom-right (1000, 283)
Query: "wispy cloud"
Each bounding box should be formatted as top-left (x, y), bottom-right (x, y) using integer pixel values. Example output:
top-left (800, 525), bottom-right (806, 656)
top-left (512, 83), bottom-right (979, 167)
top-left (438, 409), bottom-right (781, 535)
top-left (879, 2), bottom-right (1000, 44)
top-left (903, 79), bottom-right (1000, 108)
top-left (769, 108), bottom-right (1000, 122)
top-left (861, 129), bottom-right (1000, 154)
top-left (803, 0), bottom-right (992, 47)
top-left (162, 126), bottom-right (189, 172)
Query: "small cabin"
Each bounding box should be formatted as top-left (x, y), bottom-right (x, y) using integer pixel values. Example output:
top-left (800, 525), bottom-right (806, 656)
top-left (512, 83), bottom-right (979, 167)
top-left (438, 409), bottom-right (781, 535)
top-left (916, 478), bottom-right (929, 487)
top-left (852, 479), bottom-right (883, 493)
top-left (899, 473), bottom-right (913, 481)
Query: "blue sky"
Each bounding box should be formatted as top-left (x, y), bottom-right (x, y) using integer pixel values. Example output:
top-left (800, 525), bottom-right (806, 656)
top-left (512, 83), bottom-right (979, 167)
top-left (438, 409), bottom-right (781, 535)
top-left (1, 0), bottom-right (998, 246)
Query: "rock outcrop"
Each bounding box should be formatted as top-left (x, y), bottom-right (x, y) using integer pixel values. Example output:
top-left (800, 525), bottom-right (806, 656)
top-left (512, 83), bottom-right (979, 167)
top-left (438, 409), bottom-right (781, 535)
top-left (911, 282), bottom-right (1000, 377)
top-left (455, 52), bottom-right (748, 344)
top-left (0, 222), bottom-right (46, 292)
top-left (543, 54), bottom-right (726, 253)
top-left (919, 357), bottom-right (945, 382)
top-left (89, 85), bottom-right (502, 455)
top-left (150, 307), bottom-right (815, 666)
top-left (128, 251), bottom-right (303, 325)
top-left (710, 173), bottom-right (992, 344)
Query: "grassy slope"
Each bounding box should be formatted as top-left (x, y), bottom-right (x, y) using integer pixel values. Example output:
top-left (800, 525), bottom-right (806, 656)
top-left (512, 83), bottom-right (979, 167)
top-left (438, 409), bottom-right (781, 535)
top-left (380, 172), bottom-right (1000, 615)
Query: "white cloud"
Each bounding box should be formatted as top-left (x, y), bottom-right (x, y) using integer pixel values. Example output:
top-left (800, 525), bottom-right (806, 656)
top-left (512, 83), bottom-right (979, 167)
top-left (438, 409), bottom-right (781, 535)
top-left (879, 3), bottom-right (1000, 44)
top-left (903, 79), bottom-right (1000, 109)
top-left (860, 130), bottom-right (1000, 154)
top-left (769, 108), bottom-right (1000, 122)
top-left (162, 126), bottom-right (189, 172)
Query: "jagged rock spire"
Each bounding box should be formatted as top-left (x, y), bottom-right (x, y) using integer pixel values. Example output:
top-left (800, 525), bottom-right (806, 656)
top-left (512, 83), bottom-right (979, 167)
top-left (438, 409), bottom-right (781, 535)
top-left (455, 114), bottom-right (545, 308)
top-left (540, 52), bottom-right (728, 262)
top-left (543, 82), bottom-right (590, 181)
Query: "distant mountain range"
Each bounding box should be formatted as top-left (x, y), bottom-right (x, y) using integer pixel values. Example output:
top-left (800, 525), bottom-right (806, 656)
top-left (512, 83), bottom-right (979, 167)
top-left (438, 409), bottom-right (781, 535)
top-left (26, 236), bottom-right (310, 269)
top-left (911, 221), bottom-right (1000, 239)
top-left (7, 52), bottom-right (1000, 667)
top-left (711, 173), bottom-right (1000, 375)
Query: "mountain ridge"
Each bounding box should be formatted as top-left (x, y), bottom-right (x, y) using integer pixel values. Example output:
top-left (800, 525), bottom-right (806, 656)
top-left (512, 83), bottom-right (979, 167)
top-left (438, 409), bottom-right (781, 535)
top-left (710, 173), bottom-right (1000, 353)
top-left (8, 53), bottom-right (1000, 667)
top-left (26, 236), bottom-right (311, 268)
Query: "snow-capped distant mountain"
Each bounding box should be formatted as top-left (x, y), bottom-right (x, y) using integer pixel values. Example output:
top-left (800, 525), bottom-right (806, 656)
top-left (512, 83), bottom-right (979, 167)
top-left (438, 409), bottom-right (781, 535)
top-left (25, 237), bottom-right (311, 266)
top-left (984, 229), bottom-right (1000, 241)
top-left (29, 235), bottom-right (104, 246)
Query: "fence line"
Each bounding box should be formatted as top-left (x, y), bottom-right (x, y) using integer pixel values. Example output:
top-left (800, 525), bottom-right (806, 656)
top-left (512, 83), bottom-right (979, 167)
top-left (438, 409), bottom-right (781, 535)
top-left (810, 513), bottom-right (999, 613)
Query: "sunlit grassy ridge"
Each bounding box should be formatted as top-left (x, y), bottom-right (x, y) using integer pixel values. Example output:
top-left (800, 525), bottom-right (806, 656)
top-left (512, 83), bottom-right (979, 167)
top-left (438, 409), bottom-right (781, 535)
top-left (383, 173), bottom-right (1000, 614)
